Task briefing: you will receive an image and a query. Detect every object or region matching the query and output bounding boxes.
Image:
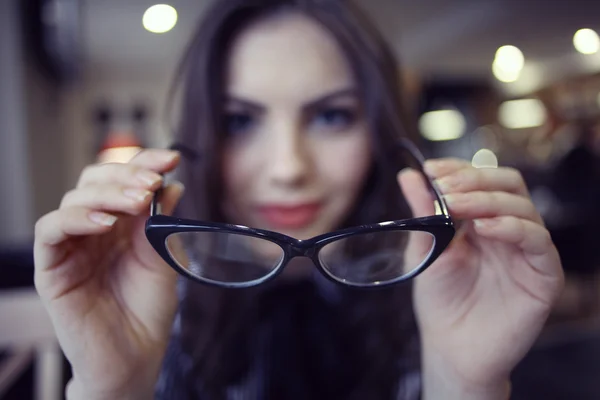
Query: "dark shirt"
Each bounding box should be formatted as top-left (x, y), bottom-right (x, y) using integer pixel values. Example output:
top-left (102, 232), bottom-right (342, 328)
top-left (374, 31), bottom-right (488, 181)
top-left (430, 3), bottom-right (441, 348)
top-left (154, 273), bottom-right (421, 399)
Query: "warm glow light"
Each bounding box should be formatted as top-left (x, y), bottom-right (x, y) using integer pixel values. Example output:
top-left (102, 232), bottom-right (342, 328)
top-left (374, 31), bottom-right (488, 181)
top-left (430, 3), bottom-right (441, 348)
top-left (143, 4), bottom-right (178, 33)
top-left (495, 46), bottom-right (525, 71)
top-left (492, 61), bottom-right (521, 83)
top-left (573, 29), bottom-right (600, 55)
top-left (493, 45), bottom-right (525, 83)
top-left (98, 147), bottom-right (142, 164)
top-left (498, 99), bottom-right (547, 129)
top-left (418, 109), bottom-right (466, 141)
top-left (471, 149), bottom-right (498, 168)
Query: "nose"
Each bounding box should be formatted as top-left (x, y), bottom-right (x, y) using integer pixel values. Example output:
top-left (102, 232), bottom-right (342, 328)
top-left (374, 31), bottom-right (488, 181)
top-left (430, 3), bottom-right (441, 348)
top-left (266, 123), bottom-right (311, 187)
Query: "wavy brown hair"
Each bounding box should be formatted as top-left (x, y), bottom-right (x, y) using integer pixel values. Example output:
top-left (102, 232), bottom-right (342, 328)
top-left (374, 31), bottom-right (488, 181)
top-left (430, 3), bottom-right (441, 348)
top-left (157, 0), bottom-right (423, 398)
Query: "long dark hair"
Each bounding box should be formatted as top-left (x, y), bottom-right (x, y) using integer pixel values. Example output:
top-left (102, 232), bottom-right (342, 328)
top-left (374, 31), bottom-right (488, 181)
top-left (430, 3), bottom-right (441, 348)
top-left (157, 0), bottom-right (422, 398)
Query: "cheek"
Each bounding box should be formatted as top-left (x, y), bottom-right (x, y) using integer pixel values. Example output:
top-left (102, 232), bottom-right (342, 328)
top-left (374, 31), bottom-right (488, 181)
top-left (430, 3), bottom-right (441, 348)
top-left (222, 147), bottom-right (260, 199)
top-left (314, 134), bottom-right (372, 194)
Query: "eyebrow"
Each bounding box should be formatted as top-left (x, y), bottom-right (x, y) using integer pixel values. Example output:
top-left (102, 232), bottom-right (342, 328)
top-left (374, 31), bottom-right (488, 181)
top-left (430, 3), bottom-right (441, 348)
top-left (224, 87), bottom-right (358, 112)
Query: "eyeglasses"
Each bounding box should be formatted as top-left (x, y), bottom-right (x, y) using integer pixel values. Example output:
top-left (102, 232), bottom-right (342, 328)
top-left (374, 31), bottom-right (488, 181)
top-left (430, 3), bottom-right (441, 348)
top-left (145, 138), bottom-right (455, 289)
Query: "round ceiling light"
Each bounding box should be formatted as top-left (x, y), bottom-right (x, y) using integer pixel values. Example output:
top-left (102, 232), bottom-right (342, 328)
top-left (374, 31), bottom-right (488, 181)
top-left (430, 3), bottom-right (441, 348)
top-left (143, 4), bottom-right (178, 34)
top-left (573, 28), bottom-right (600, 55)
top-left (492, 45), bottom-right (525, 83)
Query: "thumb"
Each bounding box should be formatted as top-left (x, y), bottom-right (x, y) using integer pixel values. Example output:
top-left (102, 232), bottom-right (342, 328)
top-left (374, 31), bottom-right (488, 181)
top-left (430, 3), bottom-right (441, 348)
top-left (397, 168), bottom-right (436, 270)
top-left (397, 168), bottom-right (435, 218)
top-left (161, 181), bottom-right (185, 216)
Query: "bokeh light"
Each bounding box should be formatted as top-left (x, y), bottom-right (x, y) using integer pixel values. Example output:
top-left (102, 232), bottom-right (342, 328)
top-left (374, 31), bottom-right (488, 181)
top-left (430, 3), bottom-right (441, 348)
top-left (143, 4), bottom-right (178, 34)
top-left (418, 109), bottom-right (466, 141)
top-left (573, 28), bottom-right (600, 55)
top-left (498, 98), bottom-right (547, 129)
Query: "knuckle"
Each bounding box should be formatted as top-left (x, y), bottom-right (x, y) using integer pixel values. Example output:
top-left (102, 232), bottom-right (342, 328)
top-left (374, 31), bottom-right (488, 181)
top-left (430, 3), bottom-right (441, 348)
top-left (465, 168), bottom-right (482, 187)
top-left (485, 190), bottom-right (498, 202)
top-left (59, 189), bottom-right (77, 207)
top-left (34, 210), bottom-right (58, 238)
top-left (508, 215), bottom-right (522, 228)
top-left (507, 167), bottom-right (526, 186)
top-left (80, 162), bottom-right (130, 184)
top-left (541, 230), bottom-right (554, 249)
top-left (129, 148), bottom-right (150, 163)
top-left (79, 164), bottom-right (98, 180)
top-left (515, 218), bottom-right (528, 240)
top-left (486, 191), bottom-right (502, 210)
top-left (34, 215), bottom-right (48, 238)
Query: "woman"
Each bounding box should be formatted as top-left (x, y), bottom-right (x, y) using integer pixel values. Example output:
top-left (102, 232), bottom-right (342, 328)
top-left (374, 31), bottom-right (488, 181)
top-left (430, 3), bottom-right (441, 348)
top-left (33, 0), bottom-right (564, 398)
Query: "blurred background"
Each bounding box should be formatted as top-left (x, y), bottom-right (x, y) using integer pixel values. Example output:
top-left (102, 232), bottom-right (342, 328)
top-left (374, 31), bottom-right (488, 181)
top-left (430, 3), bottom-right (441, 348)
top-left (1, 0), bottom-right (599, 398)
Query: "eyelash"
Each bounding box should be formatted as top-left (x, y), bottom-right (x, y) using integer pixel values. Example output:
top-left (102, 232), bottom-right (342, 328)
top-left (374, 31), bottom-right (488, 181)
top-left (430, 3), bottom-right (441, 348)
top-left (223, 107), bottom-right (357, 137)
top-left (224, 112), bottom-right (255, 136)
top-left (310, 107), bottom-right (356, 131)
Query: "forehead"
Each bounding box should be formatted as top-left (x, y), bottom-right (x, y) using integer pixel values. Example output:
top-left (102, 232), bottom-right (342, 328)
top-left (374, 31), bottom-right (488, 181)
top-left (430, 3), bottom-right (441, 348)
top-left (225, 12), bottom-right (355, 100)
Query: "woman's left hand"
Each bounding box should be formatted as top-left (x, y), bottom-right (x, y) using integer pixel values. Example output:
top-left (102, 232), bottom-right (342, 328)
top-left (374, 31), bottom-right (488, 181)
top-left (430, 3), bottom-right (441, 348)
top-left (399, 158), bottom-right (564, 399)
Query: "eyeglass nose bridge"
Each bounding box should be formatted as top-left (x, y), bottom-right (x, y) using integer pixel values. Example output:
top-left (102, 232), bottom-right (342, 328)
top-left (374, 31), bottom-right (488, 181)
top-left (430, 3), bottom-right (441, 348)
top-left (287, 240), bottom-right (317, 258)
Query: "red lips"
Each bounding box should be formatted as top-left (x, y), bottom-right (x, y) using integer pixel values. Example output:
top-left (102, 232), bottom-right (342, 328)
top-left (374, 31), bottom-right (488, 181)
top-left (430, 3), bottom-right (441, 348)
top-left (257, 203), bottom-right (322, 229)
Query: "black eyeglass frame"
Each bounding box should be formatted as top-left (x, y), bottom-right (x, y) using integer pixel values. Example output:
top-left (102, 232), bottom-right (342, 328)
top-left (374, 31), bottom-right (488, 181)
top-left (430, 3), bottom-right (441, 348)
top-left (145, 138), bottom-right (455, 289)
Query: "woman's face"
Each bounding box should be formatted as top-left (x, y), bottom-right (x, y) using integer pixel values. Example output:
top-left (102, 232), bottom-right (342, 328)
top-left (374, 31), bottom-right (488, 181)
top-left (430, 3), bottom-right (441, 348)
top-left (221, 12), bottom-right (372, 242)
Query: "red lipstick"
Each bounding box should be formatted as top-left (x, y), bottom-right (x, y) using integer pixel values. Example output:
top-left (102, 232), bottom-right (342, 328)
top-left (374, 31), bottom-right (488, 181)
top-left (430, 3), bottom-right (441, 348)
top-left (257, 203), bottom-right (321, 229)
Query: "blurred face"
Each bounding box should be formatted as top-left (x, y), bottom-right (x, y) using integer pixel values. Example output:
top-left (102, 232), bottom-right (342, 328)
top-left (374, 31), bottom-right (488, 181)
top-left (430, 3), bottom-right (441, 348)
top-left (221, 13), bottom-right (372, 243)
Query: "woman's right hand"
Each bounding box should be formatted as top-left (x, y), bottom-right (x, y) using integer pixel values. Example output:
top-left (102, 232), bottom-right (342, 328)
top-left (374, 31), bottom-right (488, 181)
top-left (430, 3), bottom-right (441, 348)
top-left (34, 149), bottom-right (184, 400)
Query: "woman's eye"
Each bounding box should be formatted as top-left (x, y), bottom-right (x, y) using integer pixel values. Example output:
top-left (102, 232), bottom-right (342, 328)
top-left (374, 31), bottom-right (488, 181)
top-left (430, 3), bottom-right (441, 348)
top-left (311, 108), bottom-right (356, 131)
top-left (224, 112), bottom-right (255, 136)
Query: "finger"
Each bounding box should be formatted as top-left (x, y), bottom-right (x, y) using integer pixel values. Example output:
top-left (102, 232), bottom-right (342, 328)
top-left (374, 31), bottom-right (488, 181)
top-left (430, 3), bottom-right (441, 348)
top-left (77, 149), bottom-right (179, 188)
top-left (444, 191), bottom-right (543, 224)
top-left (423, 158), bottom-right (471, 179)
top-left (473, 217), bottom-right (551, 255)
top-left (77, 163), bottom-right (164, 190)
top-left (34, 208), bottom-right (118, 301)
top-left (435, 167), bottom-right (529, 197)
top-left (161, 181), bottom-right (185, 216)
top-left (60, 185), bottom-right (153, 215)
top-left (34, 207), bottom-right (117, 250)
top-left (472, 216), bottom-right (563, 284)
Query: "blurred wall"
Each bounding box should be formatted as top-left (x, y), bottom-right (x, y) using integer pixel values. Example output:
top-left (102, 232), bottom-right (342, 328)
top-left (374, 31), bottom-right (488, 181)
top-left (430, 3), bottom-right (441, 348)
top-left (79, 67), bottom-right (172, 150)
top-left (0, 0), bottom-right (34, 245)
top-left (23, 54), bottom-right (71, 226)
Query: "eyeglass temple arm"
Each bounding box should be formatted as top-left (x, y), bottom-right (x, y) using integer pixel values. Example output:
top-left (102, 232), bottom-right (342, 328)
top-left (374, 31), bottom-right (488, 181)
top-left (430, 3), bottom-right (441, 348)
top-left (150, 185), bottom-right (162, 216)
top-left (397, 137), bottom-right (451, 218)
top-left (150, 142), bottom-right (200, 217)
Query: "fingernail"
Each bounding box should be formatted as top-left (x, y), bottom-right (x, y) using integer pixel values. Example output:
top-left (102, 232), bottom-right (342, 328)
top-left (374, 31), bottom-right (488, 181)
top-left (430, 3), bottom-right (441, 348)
top-left (173, 181), bottom-right (185, 193)
top-left (136, 170), bottom-right (162, 187)
top-left (165, 150), bottom-right (180, 162)
top-left (89, 211), bottom-right (117, 226)
top-left (443, 193), bottom-right (460, 206)
top-left (435, 176), bottom-right (454, 192)
top-left (424, 160), bottom-right (443, 176)
top-left (474, 218), bottom-right (499, 228)
top-left (397, 168), bottom-right (413, 178)
top-left (123, 188), bottom-right (151, 202)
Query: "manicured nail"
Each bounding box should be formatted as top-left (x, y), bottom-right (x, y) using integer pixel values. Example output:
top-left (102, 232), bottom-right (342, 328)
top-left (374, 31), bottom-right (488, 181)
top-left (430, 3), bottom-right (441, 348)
top-left (443, 193), bottom-right (460, 206)
top-left (397, 168), bottom-right (413, 179)
top-left (424, 160), bottom-right (443, 176)
top-left (172, 181), bottom-right (185, 194)
top-left (136, 170), bottom-right (162, 187)
top-left (474, 218), bottom-right (499, 228)
top-left (89, 211), bottom-right (117, 226)
top-left (123, 188), bottom-right (151, 202)
top-left (165, 150), bottom-right (180, 162)
top-left (435, 176), bottom-right (454, 192)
